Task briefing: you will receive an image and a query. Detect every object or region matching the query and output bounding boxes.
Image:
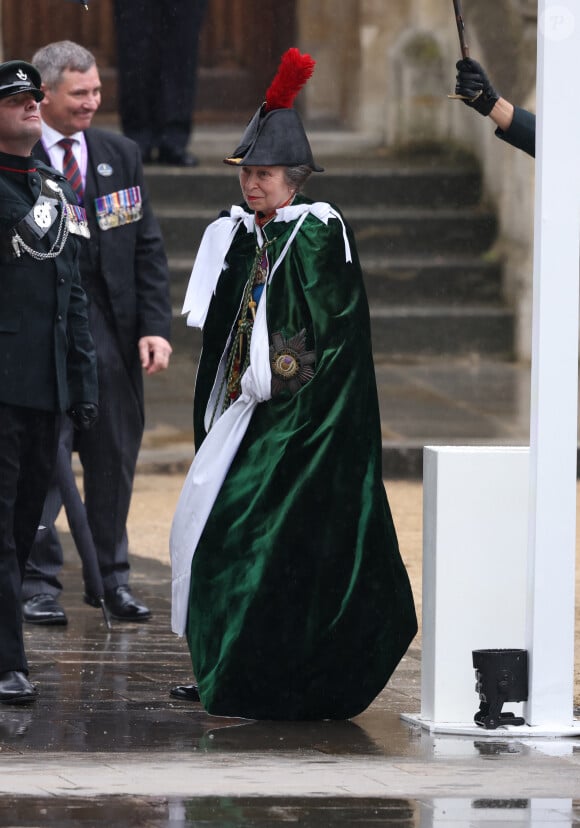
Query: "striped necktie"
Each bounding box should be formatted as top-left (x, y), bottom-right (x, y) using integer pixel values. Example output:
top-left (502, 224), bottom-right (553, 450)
top-left (58, 137), bottom-right (84, 203)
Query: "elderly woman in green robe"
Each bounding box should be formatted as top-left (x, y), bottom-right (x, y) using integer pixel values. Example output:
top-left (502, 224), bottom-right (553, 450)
top-left (170, 49), bottom-right (417, 721)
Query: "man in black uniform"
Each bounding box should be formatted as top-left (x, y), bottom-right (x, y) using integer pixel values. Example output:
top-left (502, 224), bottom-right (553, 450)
top-left (0, 60), bottom-right (97, 704)
top-left (22, 41), bottom-right (172, 626)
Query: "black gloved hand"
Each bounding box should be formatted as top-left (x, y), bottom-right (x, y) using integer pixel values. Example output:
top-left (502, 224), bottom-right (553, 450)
top-left (455, 58), bottom-right (499, 116)
top-left (68, 402), bottom-right (99, 431)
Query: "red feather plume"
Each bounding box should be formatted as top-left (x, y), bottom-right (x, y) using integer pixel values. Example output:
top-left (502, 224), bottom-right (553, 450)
top-left (265, 48), bottom-right (316, 112)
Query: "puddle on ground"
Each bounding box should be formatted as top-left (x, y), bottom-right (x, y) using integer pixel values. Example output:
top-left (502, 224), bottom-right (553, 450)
top-left (0, 796), bottom-right (579, 827)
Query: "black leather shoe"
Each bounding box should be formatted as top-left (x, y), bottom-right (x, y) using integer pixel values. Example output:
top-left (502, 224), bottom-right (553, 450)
top-left (22, 594), bottom-right (68, 626)
top-left (157, 148), bottom-right (199, 167)
top-left (85, 585), bottom-right (151, 621)
top-left (0, 671), bottom-right (38, 704)
top-left (170, 683), bottom-right (200, 702)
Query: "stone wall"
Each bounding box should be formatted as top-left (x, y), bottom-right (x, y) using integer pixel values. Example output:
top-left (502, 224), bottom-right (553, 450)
top-left (299, 0), bottom-right (537, 360)
top-left (296, 0), bottom-right (360, 127)
top-left (452, 0), bottom-right (536, 360)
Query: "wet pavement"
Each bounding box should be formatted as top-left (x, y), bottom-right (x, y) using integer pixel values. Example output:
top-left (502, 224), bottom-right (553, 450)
top-left (1, 796), bottom-right (579, 827)
top-left (0, 352), bottom-right (576, 825)
top-left (1, 526), bottom-right (579, 825)
top-left (1, 337), bottom-right (579, 826)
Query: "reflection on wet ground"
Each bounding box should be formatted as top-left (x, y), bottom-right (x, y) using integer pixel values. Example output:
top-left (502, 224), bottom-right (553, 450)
top-left (2, 550), bottom-right (423, 756)
top-left (1, 548), bottom-right (577, 764)
top-left (0, 796), bottom-right (579, 827)
top-left (1, 547), bottom-right (422, 757)
top-left (0, 796), bottom-right (417, 827)
top-left (1, 539), bottom-right (580, 824)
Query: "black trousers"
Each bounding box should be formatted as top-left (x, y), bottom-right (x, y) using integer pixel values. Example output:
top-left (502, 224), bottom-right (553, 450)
top-left (23, 302), bottom-right (143, 598)
top-left (0, 404), bottom-right (59, 673)
top-left (113, 0), bottom-right (209, 157)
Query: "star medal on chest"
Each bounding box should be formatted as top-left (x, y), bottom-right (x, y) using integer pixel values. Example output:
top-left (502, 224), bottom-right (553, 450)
top-left (22, 193), bottom-right (59, 239)
top-left (33, 200), bottom-right (54, 230)
top-left (25, 175), bottom-right (61, 238)
top-left (11, 175), bottom-right (71, 259)
top-left (270, 329), bottom-right (316, 396)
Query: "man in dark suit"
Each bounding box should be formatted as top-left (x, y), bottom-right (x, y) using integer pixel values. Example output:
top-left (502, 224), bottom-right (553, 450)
top-left (453, 57), bottom-right (536, 158)
top-left (22, 41), bottom-right (172, 625)
top-left (0, 59), bottom-right (97, 703)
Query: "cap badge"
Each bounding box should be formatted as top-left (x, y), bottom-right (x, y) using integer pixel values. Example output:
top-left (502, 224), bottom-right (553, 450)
top-left (16, 69), bottom-right (28, 81)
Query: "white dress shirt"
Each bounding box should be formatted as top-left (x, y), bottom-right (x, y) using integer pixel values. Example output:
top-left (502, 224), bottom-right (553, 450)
top-left (40, 122), bottom-right (88, 191)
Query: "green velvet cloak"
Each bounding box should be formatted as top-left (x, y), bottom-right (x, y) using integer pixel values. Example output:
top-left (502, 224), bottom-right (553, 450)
top-left (187, 195), bottom-right (417, 720)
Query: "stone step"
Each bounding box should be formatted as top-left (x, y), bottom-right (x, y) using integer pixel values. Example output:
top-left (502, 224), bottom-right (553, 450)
top-left (168, 255), bottom-right (503, 307)
top-left (171, 303), bottom-right (514, 359)
top-left (145, 161), bottom-right (482, 210)
top-left (360, 256), bottom-right (503, 304)
top-left (368, 305), bottom-right (514, 357)
top-left (147, 147), bottom-right (512, 359)
top-left (157, 206), bottom-right (497, 259)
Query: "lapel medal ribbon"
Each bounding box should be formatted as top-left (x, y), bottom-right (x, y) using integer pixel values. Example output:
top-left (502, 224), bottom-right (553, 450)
top-left (64, 203), bottom-right (90, 238)
top-left (94, 186), bottom-right (143, 231)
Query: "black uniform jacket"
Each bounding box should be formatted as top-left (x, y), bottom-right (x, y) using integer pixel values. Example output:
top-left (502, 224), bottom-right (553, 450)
top-left (0, 151), bottom-right (97, 413)
top-left (496, 106), bottom-right (536, 158)
top-left (34, 128), bottom-right (171, 410)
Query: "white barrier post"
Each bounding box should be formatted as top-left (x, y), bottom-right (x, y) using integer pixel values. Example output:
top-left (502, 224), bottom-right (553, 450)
top-left (403, 446), bottom-right (529, 733)
top-left (404, 3), bottom-right (580, 736)
top-left (525, 0), bottom-right (580, 728)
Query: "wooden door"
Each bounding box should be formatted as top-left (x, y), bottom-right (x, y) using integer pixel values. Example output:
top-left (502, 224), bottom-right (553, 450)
top-left (1, 0), bottom-right (296, 121)
top-left (197, 0), bottom-right (297, 121)
top-left (1, 0), bottom-right (118, 105)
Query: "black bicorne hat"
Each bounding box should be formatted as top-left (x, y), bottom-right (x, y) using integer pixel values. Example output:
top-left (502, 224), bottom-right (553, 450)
top-left (224, 48), bottom-right (323, 172)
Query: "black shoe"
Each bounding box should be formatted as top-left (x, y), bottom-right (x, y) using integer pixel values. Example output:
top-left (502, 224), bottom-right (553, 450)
top-left (85, 585), bottom-right (151, 622)
top-left (157, 148), bottom-right (199, 167)
top-left (22, 594), bottom-right (68, 626)
top-left (0, 671), bottom-right (38, 704)
top-left (169, 683), bottom-right (200, 702)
